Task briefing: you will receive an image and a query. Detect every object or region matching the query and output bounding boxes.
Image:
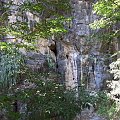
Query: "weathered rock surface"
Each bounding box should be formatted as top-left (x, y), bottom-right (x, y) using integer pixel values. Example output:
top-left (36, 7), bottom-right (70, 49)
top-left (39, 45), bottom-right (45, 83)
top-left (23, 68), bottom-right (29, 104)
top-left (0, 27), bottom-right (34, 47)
top-left (7, 0), bottom-right (113, 91)
top-left (75, 109), bottom-right (106, 120)
top-left (55, 0), bottom-right (110, 91)
top-left (4, 0), bottom-right (120, 119)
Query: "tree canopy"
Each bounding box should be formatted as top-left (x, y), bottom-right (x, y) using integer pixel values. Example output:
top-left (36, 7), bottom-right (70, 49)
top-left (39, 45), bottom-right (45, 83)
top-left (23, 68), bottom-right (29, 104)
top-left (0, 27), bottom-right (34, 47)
top-left (0, 0), bottom-right (71, 43)
top-left (90, 0), bottom-right (120, 40)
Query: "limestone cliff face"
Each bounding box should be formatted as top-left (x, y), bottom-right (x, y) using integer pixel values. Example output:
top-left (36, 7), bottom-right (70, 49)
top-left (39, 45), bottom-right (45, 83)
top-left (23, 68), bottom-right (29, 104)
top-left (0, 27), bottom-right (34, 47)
top-left (56, 0), bottom-right (110, 91)
top-left (12, 0), bottom-right (111, 91)
top-left (6, 0), bottom-right (116, 91)
top-left (2, 0), bottom-right (120, 120)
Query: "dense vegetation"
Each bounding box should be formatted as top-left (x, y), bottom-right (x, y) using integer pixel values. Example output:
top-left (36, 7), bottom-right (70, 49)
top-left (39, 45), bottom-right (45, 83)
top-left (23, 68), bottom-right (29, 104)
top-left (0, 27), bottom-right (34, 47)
top-left (0, 0), bottom-right (120, 120)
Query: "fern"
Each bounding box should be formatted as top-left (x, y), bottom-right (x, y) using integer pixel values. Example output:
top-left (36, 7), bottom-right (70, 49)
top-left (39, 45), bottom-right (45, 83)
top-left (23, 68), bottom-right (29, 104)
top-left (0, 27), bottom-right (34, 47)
top-left (0, 44), bottom-right (24, 89)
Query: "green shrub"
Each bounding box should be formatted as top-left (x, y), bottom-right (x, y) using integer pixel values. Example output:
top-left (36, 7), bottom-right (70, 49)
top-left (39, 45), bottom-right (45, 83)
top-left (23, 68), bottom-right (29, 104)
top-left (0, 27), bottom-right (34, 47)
top-left (0, 72), bottom-right (81, 120)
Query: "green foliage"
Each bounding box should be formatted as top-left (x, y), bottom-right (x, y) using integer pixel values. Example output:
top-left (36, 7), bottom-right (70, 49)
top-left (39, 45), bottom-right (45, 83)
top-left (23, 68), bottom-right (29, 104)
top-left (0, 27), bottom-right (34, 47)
top-left (0, 0), bottom-right (71, 42)
top-left (1, 68), bottom-right (118, 120)
top-left (93, 0), bottom-right (120, 20)
top-left (78, 87), bottom-right (97, 110)
top-left (90, 0), bottom-right (120, 40)
top-left (0, 43), bottom-right (24, 89)
top-left (0, 70), bottom-right (81, 120)
top-left (95, 92), bottom-right (119, 120)
top-left (47, 54), bottom-right (55, 68)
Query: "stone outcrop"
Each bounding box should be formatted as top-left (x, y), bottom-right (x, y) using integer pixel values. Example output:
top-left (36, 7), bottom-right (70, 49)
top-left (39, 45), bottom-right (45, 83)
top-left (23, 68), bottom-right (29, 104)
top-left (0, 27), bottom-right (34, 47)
top-left (2, 0), bottom-right (120, 119)
top-left (5, 0), bottom-right (112, 91)
top-left (55, 0), bottom-right (110, 91)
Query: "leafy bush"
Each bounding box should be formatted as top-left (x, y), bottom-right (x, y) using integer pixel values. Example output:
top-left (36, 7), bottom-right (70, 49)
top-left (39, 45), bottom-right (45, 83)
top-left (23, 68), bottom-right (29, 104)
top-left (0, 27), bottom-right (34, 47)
top-left (0, 70), bottom-right (81, 120)
top-left (0, 43), bottom-right (24, 90)
top-left (95, 92), bottom-right (117, 120)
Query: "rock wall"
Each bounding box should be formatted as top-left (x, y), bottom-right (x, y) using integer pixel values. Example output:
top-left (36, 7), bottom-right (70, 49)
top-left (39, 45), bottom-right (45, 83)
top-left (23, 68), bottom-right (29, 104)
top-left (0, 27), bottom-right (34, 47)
top-left (7, 0), bottom-right (112, 91)
top-left (4, 0), bottom-right (113, 91)
top-left (1, 0), bottom-right (120, 120)
top-left (56, 0), bottom-right (110, 91)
